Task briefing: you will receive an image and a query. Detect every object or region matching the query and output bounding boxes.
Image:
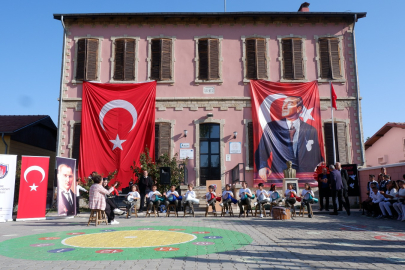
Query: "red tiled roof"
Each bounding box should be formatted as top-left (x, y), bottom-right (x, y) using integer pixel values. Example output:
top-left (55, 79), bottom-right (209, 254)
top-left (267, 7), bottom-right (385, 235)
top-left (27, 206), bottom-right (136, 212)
top-left (365, 122), bottom-right (405, 150)
top-left (0, 115), bottom-right (50, 133)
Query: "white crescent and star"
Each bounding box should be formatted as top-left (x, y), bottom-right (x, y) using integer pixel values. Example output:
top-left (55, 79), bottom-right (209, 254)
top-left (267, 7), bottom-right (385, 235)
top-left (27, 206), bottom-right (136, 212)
top-left (24, 166), bottom-right (45, 192)
top-left (98, 99), bottom-right (138, 151)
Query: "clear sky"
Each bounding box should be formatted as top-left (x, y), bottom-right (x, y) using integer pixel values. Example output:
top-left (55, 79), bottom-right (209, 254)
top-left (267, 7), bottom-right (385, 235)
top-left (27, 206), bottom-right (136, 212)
top-left (0, 0), bottom-right (403, 139)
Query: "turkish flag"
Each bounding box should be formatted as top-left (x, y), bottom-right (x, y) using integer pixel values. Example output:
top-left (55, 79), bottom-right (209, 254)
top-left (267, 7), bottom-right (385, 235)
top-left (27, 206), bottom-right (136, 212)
top-left (78, 81), bottom-right (156, 187)
top-left (16, 156), bottom-right (50, 220)
top-left (331, 83), bottom-right (337, 110)
top-left (250, 80), bottom-right (325, 186)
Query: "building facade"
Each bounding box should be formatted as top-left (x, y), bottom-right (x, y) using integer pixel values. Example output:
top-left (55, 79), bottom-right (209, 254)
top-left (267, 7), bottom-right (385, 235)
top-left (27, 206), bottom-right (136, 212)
top-left (54, 6), bottom-right (366, 187)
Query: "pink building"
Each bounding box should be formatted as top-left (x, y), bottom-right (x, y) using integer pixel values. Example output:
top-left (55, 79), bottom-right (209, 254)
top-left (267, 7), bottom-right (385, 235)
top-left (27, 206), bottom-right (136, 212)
top-left (53, 4), bottom-right (367, 187)
top-left (364, 122), bottom-right (405, 167)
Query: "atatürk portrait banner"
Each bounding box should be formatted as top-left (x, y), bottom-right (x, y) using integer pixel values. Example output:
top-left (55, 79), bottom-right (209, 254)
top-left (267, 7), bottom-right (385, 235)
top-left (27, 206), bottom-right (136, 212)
top-left (250, 80), bottom-right (325, 186)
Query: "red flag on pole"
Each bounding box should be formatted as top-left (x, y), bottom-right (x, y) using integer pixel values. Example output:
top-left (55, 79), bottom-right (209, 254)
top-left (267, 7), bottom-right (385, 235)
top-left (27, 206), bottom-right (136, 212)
top-left (331, 83), bottom-right (337, 110)
top-left (17, 156), bottom-right (50, 220)
top-left (78, 81), bottom-right (156, 188)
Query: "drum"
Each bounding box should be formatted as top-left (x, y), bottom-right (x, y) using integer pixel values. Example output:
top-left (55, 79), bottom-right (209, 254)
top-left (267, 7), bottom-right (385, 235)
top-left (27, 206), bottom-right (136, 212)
top-left (270, 192), bottom-right (280, 200)
top-left (151, 194), bottom-right (164, 202)
top-left (303, 192), bottom-right (313, 201)
top-left (258, 192), bottom-right (266, 201)
top-left (168, 194), bottom-right (176, 202)
top-left (272, 207), bottom-right (291, 220)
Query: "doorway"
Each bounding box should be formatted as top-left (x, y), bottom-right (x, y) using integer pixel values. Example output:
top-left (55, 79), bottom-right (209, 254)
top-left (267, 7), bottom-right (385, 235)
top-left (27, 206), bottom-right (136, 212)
top-left (199, 123), bottom-right (221, 186)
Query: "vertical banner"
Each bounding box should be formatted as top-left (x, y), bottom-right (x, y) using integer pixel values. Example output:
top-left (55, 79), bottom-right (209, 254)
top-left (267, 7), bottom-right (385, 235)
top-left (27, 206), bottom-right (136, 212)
top-left (16, 156), bottom-right (49, 220)
top-left (0, 155), bottom-right (17, 222)
top-left (342, 164), bottom-right (360, 197)
top-left (56, 157), bottom-right (76, 216)
top-left (250, 80), bottom-right (325, 186)
top-left (79, 81), bottom-right (156, 188)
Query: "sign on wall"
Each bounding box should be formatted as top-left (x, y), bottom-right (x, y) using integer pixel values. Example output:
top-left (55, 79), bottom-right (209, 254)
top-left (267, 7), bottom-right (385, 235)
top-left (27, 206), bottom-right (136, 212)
top-left (180, 149), bottom-right (194, 160)
top-left (203, 87), bottom-right (215, 94)
top-left (180, 143), bottom-right (190, 148)
top-left (229, 142), bottom-right (241, 154)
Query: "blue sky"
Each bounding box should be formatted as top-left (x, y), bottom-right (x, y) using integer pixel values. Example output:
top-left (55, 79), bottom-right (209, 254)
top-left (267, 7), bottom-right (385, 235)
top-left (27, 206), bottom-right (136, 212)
top-left (0, 0), bottom-right (403, 139)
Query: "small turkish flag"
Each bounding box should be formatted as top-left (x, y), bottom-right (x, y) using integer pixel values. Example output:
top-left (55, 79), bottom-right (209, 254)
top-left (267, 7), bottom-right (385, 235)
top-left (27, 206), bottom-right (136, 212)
top-left (331, 83), bottom-right (337, 110)
top-left (17, 156), bottom-right (50, 220)
top-left (79, 82), bottom-right (156, 187)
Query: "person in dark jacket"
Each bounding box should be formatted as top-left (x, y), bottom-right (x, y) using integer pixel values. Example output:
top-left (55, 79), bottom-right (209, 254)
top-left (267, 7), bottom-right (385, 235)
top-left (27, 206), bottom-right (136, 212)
top-left (335, 162), bottom-right (350, 215)
top-left (317, 167), bottom-right (329, 211)
top-left (138, 170), bottom-right (154, 212)
top-left (328, 164), bottom-right (349, 215)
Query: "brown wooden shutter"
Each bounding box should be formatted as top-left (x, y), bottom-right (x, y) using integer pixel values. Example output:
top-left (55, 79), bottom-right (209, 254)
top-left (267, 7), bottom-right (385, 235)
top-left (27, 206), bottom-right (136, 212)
top-left (150, 39), bottom-right (161, 80)
top-left (76, 39), bottom-right (86, 81)
top-left (292, 39), bottom-right (304, 79)
top-left (113, 39), bottom-right (125, 81)
top-left (124, 39), bottom-right (136, 81)
top-left (159, 122), bottom-right (171, 156)
top-left (160, 39), bottom-right (172, 81)
top-left (329, 39), bottom-right (342, 79)
top-left (336, 123), bottom-right (348, 164)
top-left (324, 123), bottom-right (340, 166)
top-left (155, 123), bottom-right (160, 160)
top-left (198, 39), bottom-right (209, 80)
top-left (72, 123), bottom-right (81, 167)
top-left (319, 39), bottom-right (330, 79)
top-left (256, 39), bottom-right (267, 79)
top-left (208, 39), bottom-right (220, 80)
top-left (85, 39), bottom-right (99, 81)
top-left (246, 39), bottom-right (257, 79)
top-left (248, 122), bottom-right (254, 168)
top-left (282, 39), bottom-right (293, 80)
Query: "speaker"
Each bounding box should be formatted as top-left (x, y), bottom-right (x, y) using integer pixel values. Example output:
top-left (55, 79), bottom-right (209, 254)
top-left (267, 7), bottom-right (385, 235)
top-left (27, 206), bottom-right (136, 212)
top-left (160, 167), bottom-right (171, 185)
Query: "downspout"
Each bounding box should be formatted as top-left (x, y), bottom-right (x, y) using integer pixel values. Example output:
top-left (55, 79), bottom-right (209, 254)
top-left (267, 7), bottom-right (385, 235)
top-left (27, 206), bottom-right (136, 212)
top-left (1, 133), bottom-right (8, 154)
top-left (352, 14), bottom-right (366, 166)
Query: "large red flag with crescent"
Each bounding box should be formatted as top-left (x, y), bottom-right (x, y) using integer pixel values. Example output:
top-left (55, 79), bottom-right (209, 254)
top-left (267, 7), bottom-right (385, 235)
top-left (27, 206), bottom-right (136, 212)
top-left (17, 156), bottom-right (50, 220)
top-left (250, 80), bottom-right (325, 186)
top-left (79, 81), bottom-right (156, 187)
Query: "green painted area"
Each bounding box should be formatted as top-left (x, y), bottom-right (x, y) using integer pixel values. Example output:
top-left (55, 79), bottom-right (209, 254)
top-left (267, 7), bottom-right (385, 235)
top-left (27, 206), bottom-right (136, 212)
top-left (0, 226), bottom-right (252, 261)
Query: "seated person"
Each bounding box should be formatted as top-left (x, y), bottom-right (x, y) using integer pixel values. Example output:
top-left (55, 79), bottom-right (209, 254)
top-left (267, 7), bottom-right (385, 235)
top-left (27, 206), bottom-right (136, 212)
top-left (145, 185), bottom-right (163, 214)
top-left (255, 183), bottom-right (270, 218)
top-left (238, 182), bottom-right (254, 217)
top-left (183, 184), bottom-right (199, 214)
top-left (393, 180), bottom-right (405, 221)
top-left (164, 185), bottom-right (180, 213)
top-left (125, 184), bottom-right (140, 219)
top-left (220, 184), bottom-right (234, 214)
top-left (269, 184), bottom-right (282, 205)
top-left (205, 185), bottom-right (217, 214)
top-left (378, 180), bottom-right (398, 219)
top-left (102, 178), bottom-right (125, 216)
top-left (363, 183), bottom-right (384, 217)
top-left (362, 175), bottom-right (378, 215)
top-left (300, 183), bottom-right (315, 218)
top-left (284, 184), bottom-right (297, 211)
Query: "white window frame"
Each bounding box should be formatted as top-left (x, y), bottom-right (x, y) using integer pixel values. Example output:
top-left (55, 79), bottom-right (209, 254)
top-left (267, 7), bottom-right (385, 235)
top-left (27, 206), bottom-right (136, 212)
top-left (146, 35), bottom-right (176, 84)
top-left (277, 34), bottom-right (307, 83)
top-left (109, 36), bottom-right (140, 83)
top-left (72, 35), bottom-right (104, 83)
top-left (314, 34), bottom-right (346, 83)
top-left (241, 35), bottom-right (270, 83)
top-left (194, 35), bottom-right (223, 85)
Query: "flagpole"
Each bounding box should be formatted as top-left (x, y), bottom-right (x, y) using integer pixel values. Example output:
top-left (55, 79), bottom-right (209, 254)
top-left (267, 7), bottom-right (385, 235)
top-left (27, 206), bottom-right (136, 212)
top-left (330, 81), bottom-right (336, 165)
top-left (224, 0), bottom-right (226, 12)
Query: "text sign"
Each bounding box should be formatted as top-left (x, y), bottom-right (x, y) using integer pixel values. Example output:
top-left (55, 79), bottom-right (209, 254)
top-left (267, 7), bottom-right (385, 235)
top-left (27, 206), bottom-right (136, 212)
top-left (203, 87), bottom-right (215, 94)
top-left (180, 143), bottom-right (190, 148)
top-left (180, 149), bottom-right (194, 160)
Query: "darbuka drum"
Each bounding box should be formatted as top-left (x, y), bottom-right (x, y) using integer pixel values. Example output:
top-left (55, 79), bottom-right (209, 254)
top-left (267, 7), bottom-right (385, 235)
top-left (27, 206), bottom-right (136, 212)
top-left (270, 192), bottom-right (280, 200)
top-left (272, 207), bottom-right (291, 220)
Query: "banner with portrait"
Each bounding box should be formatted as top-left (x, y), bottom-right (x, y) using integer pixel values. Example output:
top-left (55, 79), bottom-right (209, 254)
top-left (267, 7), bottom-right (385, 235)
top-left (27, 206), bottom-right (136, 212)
top-left (341, 164), bottom-right (360, 197)
top-left (56, 157), bottom-right (76, 216)
top-left (250, 80), bottom-right (325, 186)
top-left (0, 155), bottom-right (17, 222)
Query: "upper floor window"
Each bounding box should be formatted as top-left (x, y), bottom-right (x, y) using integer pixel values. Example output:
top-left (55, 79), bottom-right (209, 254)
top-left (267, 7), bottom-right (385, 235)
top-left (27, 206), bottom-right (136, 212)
top-left (197, 38), bottom-right (220, 81)
top-left (319, 38), bottom-right (342, 80)
top-left (149, 38), bottom-right (174, 82)
top-left (245, 38), bottom-right (268, 80)
top-left (282, 38), bottom-right (304, 80)
top-left (155, 122), bottom-right (171, 159)
top-left (75, 38), bottom-right (99, 81)
top-left (113, 38), bottom-right (136, 81)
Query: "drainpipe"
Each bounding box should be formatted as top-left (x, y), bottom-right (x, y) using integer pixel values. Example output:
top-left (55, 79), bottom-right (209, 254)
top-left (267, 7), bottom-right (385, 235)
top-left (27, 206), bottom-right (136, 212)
top-left (56, 15), bottom-right (66, 158)
top-left (1, 133), bottom-right (8, 154)
top-left (352, 14), bottom-right (365, 166)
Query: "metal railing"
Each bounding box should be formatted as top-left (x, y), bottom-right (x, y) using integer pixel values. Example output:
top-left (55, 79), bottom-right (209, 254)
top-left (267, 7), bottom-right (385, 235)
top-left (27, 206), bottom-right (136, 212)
top-left (231, 163), bottom-right (245, 183)
top-left (179, 164), bottom-right (188, 185)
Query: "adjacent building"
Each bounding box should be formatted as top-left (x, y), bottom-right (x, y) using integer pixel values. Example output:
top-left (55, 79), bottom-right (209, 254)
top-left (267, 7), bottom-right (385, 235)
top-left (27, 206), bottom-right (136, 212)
top-left (54, 3), bottom-right (366, 187)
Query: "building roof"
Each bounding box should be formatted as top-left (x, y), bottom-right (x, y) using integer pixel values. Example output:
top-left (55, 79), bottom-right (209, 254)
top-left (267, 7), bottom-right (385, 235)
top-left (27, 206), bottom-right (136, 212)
top-left (365, 122), bottom-right (405, 150)
top-left (0, 115), bottom-right (52, 134)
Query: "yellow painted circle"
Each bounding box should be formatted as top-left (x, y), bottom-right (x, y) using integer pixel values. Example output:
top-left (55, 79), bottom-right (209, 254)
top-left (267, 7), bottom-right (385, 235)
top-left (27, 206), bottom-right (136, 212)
top-left (62, 230), bottom-right (197, 248)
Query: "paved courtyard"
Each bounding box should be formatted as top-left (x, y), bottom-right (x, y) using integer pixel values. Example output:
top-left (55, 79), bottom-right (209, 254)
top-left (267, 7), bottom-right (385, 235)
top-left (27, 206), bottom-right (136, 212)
top-left (0, 210), bottom-right (404, 270)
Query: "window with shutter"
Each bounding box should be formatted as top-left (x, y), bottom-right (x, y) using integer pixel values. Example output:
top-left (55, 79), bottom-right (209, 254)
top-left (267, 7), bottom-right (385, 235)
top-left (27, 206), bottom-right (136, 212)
top-left (75, 38), bottom-right (99, 81)
top-left (155, 123), bottom-right (171, 159)
top-left (319, 38), bottom-right (342, 80)
top-left (324, 123), bottom-right (340, 166)
top-left (198, 38), bottom-right (220, 81)
top-left (113, 38), bottom-right (136, 81)
top-left (248, 122), bottom-right (254, 168)
top-left (150, 39), bottom-right (161, 80)
top-left (150, 39), bottom-right (173, 81)
top-left (282, 38), bottom-right (304, 80)
top-left (72, 123), bottom-right (81, 167)
top-left (208, 39), bottom-right (220, 80)
top-left (198, 39), bottom-right (209, 80)
top-left (245, 38), bottom-right (268, 80)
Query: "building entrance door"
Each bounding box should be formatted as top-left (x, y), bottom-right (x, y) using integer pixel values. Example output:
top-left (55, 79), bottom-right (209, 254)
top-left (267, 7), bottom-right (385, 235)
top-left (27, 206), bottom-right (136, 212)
top-left (199, 123), bottom-right (220, 186)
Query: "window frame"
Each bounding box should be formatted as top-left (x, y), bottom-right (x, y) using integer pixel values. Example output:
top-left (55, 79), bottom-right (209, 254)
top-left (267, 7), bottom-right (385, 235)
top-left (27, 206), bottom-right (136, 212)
top-left (72, 36), bottom-right (103, 83)
top-left (243, 119), bottom-right (254, 171)
top-left (155, 119), bottom-right (175, 158)
top-left (314, 35), bottom-right (346, 83)
top-left (109, 36), bottom-right (140, 83)
top-left (147, 35), bottom-right (176, 84)
top-left (194, 35), bottom-right (223, 85)
top-left (241, 35), bottom-right (270, 83)
top-left (277, 34), bottom-right (307, 83)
